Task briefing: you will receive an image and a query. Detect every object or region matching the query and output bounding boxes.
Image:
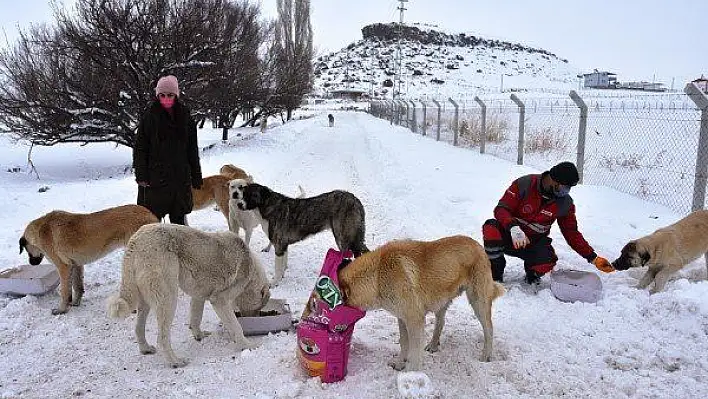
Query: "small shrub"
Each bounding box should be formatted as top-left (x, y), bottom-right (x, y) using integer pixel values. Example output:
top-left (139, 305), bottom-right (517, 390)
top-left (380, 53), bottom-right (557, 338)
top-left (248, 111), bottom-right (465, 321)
top-left (524, 126), bottom-right (569, 154)
top-left (457, 113), bottom-right (509, 146)
top-left (599, 153), bottom-right (644, 171)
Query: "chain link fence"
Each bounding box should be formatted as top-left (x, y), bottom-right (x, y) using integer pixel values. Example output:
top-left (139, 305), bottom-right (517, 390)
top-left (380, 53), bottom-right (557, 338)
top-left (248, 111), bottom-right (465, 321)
top-left (369, 84), bottom-right (708, 214)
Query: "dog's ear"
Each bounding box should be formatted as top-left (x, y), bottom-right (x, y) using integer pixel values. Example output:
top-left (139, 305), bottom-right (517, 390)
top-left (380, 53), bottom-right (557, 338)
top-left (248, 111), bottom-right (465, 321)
top-left (636, 242), bottom-right (651, 265)
top-left (19, 236), bottom-right (27, 254)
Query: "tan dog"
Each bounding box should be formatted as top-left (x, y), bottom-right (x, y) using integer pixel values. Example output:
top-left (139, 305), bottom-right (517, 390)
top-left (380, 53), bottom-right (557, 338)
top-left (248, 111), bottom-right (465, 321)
top-left (107, 223), bottom-right (270, 368)
top-left (338, 235), bottom-right (505, 371)
top-left (219, 164), bottom-right (251, 180)
top-left (191, 164), bottom-right (253, 222)
top-left (612, 209), bottom-right (708, 293)
top-left (19, 204), bottom-right (158, 315)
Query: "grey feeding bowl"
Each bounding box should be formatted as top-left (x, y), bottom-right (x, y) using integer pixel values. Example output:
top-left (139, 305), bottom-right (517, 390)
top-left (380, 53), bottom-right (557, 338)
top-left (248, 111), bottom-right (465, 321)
top-left (550, 269), bottom-right (603, 303)
top-left (0, 264), bottom-right (60, 296)
top-left (236, 298), bottom-right (294, 336)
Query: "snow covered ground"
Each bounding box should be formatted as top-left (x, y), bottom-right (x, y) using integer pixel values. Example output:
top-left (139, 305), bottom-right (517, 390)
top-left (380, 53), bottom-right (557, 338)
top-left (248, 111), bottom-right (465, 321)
top-left (1, 111), bottom-right (707, 398)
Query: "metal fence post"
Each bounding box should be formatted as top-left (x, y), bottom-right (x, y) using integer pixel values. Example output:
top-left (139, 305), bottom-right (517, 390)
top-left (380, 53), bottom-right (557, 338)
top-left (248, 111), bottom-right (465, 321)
top-left (403, 101), bottom-right (409, 128)
top-left (685, 83), bottom-right (708, 211)
top-left (395, 100), bottom-right (402, 125)
top-left (448, 98), bottom-right (460, 146)
top-left (474, 96), bottom-right (486, 154)
top-left (569, 90), bottom-right (588, 184)
top-left (510, 94), bottom-right (525, 165)
top-left (432, 99), bottom-right (442, 141)
top-left (410, 100), bottom-right (417, 133)
top-left (421, 101), bottom-right (427, 136)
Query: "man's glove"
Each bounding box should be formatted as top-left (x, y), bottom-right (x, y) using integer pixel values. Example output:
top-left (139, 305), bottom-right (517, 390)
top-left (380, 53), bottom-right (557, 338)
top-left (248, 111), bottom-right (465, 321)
top-left (510, 226), bottom-right (530, 249)
top-left (592, 256), bottom-right (615, 273)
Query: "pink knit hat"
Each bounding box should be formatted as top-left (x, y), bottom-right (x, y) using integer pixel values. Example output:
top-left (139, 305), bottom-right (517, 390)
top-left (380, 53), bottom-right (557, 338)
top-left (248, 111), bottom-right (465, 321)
top-left (155, 75), bottom-right (180, 97)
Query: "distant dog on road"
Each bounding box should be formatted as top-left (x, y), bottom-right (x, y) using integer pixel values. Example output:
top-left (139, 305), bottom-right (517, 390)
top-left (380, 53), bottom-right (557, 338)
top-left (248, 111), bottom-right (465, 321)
top-left (328, 114), bottom-right (335, 127)
top-left (612, 209), bottom-right (708, 293)
top-left (233, 183), bottom-right (369, 286)
top-left (338, 235), bottom-right (505, 371)
top-left (19, 205), bottom-right (158, 315)
top-left (107, 223), bottom-right (270, 368)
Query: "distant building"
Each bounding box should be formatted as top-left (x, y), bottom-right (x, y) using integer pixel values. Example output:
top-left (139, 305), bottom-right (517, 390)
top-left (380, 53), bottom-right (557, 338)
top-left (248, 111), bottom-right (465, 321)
top-left (692, 75), bottom-right (708, 93)
top-left (581, 70), bottom-right (618, 89)
top-left (329, 88), bottom-right (368, 101)
top-left (617, 81), bottom-right (666, 92)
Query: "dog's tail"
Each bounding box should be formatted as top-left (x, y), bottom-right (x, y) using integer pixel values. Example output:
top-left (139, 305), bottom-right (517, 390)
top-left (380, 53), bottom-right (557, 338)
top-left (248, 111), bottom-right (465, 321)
top-left (491, 282), bottom-right (505, 301)
top-left (106, 246), bottom-right (140, 319)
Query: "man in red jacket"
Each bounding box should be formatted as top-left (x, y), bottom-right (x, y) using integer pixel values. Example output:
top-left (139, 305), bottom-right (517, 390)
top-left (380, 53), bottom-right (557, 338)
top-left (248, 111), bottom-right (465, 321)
top-left (482, 162), bottom-right (614, 284)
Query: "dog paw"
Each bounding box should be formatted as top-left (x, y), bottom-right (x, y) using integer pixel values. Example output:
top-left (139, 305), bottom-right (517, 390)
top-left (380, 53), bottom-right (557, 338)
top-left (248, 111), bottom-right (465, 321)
top-left (192, 330), bottom-right (212, 342)
top-left (51, 308), bottom-right (67, 315)
top-left (71, 299), bottom-right (82, 307)
top-left (388, 359), bottom-right (407, 371)
top-left (424, 343), bottom-right (439, 353)
top-left (169, 358), bottom-right (188, 368)
top-left (140, 345), bottom-right (157, 355)
top-left (233, 339), bottom-right (258, 351)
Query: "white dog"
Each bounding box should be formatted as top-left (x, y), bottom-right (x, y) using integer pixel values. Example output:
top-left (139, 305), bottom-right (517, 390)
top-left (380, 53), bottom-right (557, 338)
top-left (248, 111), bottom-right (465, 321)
top-left (228, 178), bottom-right (305, 253)
top-left (107, 223), bottom-right (270, 368)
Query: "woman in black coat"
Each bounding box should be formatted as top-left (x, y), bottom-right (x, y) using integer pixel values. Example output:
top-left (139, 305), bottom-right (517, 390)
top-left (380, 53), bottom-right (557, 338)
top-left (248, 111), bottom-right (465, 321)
top-left (132, 75), bottom-right (203, 224)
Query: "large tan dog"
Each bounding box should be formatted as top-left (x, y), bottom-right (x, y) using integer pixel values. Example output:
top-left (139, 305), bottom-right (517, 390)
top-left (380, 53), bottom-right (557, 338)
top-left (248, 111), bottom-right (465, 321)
top-left (612, 209), bottom-right (708, 293)
top-left (190, 164), bottom-right (253, 222)
top-left (19, 204), bottom-right (158, 315)
top-left (338, 235), bottom-right (505, 371)
top-left (107, 223), bottom-right (270, 368)
top-left (219, 164), bottom-right (251, 180)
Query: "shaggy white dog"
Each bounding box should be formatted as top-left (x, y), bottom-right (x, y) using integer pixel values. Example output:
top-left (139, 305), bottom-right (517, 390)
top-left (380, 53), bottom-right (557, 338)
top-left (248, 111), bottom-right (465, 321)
top-left (107, 223), bottom-right (270, 368)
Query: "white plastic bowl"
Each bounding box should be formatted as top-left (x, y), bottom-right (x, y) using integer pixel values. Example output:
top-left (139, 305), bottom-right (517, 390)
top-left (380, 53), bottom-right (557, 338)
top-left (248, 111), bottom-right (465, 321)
top-left (0, 264), bottom-right (60, 296)
top-left (550, 269), bottom-right (603, 303)
top-left (236, 298), bottom-right (294, 336)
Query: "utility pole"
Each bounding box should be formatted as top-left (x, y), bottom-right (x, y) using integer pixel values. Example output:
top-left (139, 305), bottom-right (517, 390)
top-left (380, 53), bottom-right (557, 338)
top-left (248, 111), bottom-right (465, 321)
top-left (393, 0), bottom-right (408, 101)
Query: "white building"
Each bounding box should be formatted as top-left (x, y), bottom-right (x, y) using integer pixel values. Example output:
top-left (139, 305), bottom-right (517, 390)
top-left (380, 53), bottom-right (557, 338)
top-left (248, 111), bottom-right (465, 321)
top-left (582, 70), bottom-right (617, 89)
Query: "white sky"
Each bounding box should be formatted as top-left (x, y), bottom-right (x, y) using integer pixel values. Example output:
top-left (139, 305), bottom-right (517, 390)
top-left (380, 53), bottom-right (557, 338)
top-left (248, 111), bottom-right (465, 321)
top-left (2, 0), bottom-right (706, 84)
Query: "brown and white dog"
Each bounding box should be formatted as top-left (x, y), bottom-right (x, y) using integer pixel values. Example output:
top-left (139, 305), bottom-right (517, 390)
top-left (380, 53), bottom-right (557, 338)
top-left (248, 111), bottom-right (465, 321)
top-left (19, 204), bottom-right (158, 314)
top-left (612, 209), bottom-right (708, 293)
top-left (338, 235), bottom-right (505, 371)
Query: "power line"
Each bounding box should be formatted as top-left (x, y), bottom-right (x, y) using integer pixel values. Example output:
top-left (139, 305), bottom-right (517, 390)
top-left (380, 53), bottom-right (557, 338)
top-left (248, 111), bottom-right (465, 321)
top-left (393, 0), bottom-right (408, 101)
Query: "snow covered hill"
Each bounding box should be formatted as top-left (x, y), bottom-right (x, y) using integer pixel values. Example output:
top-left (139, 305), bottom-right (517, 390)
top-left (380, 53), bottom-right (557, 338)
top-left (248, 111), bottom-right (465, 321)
top-left (314, 23), bottom-right (581, 99)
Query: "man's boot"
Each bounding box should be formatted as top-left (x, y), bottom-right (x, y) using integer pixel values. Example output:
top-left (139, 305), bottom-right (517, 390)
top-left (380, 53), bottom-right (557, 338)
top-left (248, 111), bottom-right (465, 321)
top-left (525, 269), bottom-right (542, 285)
top-left (490, 257), bottom-right (506, 283)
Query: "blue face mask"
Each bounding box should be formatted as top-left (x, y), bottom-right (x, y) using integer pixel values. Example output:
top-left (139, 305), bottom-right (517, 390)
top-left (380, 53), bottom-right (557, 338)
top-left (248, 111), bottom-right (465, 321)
top-left (554, 185), bottom-right (571, 197)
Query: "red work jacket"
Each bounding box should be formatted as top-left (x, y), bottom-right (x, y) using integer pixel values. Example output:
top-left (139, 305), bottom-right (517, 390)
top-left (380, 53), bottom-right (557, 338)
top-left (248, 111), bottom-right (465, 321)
top-left (494, 173), bottom-right (596, 262)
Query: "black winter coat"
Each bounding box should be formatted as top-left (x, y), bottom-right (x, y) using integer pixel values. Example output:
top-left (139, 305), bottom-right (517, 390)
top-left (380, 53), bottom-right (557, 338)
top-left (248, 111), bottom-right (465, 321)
top-left (133, 100), bottom-right (203, 218)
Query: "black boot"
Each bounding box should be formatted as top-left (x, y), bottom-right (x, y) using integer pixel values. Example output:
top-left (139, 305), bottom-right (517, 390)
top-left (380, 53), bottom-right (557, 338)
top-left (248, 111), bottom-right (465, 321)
top-left (525, 270), bottom-right (543, 285)
top-left (490, 257), bottom-right (506, 283)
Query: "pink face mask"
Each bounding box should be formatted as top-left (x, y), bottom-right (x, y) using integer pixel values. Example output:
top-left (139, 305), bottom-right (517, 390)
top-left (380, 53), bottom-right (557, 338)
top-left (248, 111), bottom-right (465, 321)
top-left (158, 93), bottom-right (176, 109)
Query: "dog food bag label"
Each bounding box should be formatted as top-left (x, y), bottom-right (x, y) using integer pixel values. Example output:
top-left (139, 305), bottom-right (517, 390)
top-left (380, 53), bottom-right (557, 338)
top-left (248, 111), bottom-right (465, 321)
top-left (296, 248), bottom-right (366, 383)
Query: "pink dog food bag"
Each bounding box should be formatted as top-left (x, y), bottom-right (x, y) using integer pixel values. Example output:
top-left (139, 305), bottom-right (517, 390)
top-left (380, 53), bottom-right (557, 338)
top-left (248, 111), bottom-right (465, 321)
top-left (296, 249), bottom-right (366, 383)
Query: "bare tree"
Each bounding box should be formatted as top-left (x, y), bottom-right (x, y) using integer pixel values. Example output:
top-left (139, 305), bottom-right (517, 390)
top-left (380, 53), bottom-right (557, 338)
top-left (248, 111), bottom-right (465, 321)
top-left (0, 0), bottom-right (269, 147)
top-left (271, 0), bottom-right (314, 121)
